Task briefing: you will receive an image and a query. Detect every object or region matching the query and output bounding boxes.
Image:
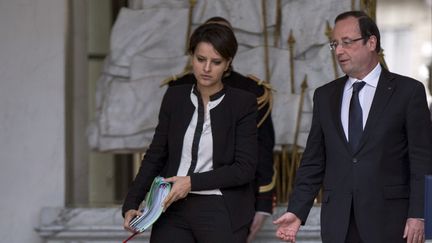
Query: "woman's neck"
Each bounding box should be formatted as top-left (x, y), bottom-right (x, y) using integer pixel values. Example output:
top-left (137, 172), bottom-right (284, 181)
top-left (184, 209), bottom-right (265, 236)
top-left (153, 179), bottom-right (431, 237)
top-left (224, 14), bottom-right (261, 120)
top-left (196, 82), bottom-right (223, 102)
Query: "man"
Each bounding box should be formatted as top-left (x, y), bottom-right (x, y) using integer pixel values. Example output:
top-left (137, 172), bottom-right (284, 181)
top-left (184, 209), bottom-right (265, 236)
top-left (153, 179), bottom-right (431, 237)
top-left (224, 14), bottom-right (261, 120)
top-left (168, 17), bottom-right (276, 243)
top-left (274, 11), bottom-right (432, 243)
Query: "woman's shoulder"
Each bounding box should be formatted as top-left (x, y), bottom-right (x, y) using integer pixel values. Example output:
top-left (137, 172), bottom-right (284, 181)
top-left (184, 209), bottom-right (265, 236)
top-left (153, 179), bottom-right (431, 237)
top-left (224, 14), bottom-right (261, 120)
top-left (162, 84), bottom-right (193, 105)
top-left (166, 83), bottom-right (193, 95)
top-left (224, 71), bottom-right (265, 95)
top-left (225, 85), bottom-right (257, 105)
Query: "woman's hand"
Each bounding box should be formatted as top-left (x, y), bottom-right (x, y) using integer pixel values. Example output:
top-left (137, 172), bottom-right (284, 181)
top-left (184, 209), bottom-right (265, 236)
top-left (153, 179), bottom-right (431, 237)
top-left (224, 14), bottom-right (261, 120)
top-left (247, 213), bottom-right (268, 243)
top-left (162, 176), bottom-right (191, 211)
top-left (123, 209), bottom-right (142, 233)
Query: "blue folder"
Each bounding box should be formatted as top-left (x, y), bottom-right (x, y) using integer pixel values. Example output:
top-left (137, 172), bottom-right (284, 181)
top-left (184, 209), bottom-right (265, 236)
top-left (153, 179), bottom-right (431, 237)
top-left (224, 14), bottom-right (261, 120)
top-left (426, 175), bottom-right (432, 239)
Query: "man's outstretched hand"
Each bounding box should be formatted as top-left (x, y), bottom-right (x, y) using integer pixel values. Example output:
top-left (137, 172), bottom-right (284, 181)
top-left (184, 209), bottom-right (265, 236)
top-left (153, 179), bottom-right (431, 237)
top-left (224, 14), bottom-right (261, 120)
top-left (273, 212), bottom-right (301, 242)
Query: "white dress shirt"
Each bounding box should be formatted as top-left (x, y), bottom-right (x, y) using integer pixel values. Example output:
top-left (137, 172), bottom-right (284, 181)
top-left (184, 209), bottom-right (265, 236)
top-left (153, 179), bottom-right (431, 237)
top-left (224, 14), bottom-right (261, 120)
top-left (341, 64), bottom-right (381, 141)
top-left (176, 86), bottom-right (224, 195)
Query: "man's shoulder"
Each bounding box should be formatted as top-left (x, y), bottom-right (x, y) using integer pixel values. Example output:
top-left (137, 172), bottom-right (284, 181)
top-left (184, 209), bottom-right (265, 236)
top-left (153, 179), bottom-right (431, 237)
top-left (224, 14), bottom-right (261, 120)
top-left (375, 68), bottom-right (428, 98)
top-left (316, 76), bottom-right (347, 92)
top-left (384, 69), bottom-right (421, 86)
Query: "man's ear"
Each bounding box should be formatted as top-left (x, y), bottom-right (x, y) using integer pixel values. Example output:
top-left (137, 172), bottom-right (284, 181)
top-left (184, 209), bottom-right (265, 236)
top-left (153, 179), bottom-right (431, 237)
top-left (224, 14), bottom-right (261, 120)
top-left (368, 35), bottom-right (377, 51)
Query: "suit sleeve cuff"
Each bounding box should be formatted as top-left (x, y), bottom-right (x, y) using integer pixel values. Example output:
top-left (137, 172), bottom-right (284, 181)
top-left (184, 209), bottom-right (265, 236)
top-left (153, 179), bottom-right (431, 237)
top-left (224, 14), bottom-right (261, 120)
top-left (255, 190), bottom-right (275, 214)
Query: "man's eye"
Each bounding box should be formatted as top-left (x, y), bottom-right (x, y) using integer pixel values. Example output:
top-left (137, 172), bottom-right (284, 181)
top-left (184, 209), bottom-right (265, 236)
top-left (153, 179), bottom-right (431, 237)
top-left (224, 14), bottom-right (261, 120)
top-left (342, 39), bottom-right (352, 45)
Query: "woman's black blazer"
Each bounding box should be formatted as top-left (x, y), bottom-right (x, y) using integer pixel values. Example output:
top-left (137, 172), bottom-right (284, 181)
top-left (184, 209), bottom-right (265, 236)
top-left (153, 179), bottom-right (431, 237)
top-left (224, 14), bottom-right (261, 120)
top-left (123, 84), bottom-right (258, 230)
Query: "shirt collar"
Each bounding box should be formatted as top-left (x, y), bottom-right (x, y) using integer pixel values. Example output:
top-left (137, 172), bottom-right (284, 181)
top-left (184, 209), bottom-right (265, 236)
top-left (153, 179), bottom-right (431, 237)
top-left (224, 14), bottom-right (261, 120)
top-left (190, 85), bottom-right (225, 109)
top-left (192, 84), bottom-right (226, 101)
top-left (346, 63), bottom-right (381, 90)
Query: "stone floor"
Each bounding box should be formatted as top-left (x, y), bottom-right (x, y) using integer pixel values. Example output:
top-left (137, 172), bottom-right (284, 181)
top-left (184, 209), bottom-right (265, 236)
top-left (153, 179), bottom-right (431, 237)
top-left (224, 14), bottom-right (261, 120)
top-left (36, 206), bottom-right (322, 243)
top-left (252, 206), bottom-right (321, 243)
top-left (36, 206), bottom-right (432, 243)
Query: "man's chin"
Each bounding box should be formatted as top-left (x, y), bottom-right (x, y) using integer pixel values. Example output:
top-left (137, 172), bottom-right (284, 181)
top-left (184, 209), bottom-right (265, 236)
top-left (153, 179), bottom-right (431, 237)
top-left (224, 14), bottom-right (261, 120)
top-left (338, 65), bottom-right (350, 75)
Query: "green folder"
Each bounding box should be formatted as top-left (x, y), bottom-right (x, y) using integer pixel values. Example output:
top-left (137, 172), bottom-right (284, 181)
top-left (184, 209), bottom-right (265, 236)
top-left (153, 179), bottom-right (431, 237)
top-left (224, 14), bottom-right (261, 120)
top-left (129, 176), bottom-right (172, 232)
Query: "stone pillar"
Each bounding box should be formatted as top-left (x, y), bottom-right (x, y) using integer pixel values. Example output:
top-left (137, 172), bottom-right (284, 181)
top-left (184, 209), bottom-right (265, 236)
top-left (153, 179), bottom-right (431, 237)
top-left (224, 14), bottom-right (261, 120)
top-left (65, 0), bottom-right (90, 206)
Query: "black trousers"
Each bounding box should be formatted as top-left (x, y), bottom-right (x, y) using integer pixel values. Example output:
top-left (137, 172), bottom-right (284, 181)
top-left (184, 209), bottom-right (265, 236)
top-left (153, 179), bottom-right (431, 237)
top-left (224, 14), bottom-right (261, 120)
top-left (150, 194), bottom-right (249, 243)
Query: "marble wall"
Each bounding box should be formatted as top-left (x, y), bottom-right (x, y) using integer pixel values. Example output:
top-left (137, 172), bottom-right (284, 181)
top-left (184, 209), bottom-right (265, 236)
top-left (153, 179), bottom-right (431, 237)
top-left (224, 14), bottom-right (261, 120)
top-left (0, 1), bottom-right (67, 243)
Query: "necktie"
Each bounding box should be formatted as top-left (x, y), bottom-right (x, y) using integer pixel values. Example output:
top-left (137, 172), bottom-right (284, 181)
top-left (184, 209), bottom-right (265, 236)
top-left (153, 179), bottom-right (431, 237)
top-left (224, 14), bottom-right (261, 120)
top-left (348, 81), bottom-right (366, 150)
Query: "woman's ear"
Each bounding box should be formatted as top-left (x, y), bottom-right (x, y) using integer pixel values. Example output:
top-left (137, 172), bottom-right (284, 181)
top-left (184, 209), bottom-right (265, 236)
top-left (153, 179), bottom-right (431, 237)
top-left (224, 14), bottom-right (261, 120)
top-left (189, 53), bottom-right (194, 61)
top-left (225, 58), bottom-right (232, 71)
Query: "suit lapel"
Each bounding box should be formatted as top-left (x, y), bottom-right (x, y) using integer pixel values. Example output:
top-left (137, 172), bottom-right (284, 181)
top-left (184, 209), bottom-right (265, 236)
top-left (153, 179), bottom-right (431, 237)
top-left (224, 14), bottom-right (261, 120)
top-left (330, 76), bottom-right (352, 152)
top-left (171, 87), bottom-right (195, 171)
top-left (356, 68), bottom-right (395, 152)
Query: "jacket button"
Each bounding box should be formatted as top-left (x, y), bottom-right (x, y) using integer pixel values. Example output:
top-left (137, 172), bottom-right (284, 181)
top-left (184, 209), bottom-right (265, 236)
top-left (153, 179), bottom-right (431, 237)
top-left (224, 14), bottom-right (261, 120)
top-left (352, 158), bottom-right (358, 163)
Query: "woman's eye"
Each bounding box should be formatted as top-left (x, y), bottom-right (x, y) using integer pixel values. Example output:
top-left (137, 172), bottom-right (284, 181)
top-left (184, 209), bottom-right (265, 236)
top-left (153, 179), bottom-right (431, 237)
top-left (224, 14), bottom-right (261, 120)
top-left (212, 61), bottom-right (222, 65)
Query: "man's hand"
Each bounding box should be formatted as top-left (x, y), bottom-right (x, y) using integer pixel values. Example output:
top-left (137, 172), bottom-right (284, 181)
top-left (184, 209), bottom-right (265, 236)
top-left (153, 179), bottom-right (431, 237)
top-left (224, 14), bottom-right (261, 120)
top-left (247, 213), bottom-right (268, 243)
top-left (273, 212), bottom-right (301, 242)
top-left (162, 176), bottom-right (191, 211)
top-left (403, 218), bottom-right (425, 243)
top-left (123, 209), bottom-right (142, 233)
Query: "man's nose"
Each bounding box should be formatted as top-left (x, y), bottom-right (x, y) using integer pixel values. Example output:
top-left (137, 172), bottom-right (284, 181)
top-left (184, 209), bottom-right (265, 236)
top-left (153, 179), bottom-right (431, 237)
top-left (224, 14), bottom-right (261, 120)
top-left (334, 44), bottom-right (344, 55)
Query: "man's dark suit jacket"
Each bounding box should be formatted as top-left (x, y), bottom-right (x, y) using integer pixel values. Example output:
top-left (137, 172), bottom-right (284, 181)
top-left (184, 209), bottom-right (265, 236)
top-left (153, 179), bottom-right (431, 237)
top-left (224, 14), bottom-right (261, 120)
top-left (168, 71), bottom-right (275, 213)
top-left (288, 67), bottom-right (432, 243)
top-left (122, 84), bottom-right (258, 231)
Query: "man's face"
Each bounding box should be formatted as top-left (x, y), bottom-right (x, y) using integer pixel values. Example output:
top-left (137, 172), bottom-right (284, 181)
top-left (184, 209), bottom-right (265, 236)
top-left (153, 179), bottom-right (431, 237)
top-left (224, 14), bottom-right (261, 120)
top-left (332, 16), bottom-right (377, 79)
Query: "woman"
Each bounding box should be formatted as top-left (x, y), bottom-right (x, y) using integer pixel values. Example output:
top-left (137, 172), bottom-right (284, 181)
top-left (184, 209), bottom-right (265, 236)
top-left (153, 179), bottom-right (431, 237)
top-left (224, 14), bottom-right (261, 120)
top-left (122, 23), bottom-right (258, 243)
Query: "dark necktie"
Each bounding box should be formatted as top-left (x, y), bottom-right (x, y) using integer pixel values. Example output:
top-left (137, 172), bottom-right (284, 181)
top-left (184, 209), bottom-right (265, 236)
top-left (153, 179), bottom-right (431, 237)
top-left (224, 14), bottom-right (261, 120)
top-left (348, 81), bottom-right (366, 150)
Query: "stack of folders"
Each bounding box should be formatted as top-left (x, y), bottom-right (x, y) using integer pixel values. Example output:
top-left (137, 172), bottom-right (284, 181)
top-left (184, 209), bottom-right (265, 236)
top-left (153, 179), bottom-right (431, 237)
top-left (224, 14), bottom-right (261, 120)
top-left (129, 176), bottom-right (172, 232)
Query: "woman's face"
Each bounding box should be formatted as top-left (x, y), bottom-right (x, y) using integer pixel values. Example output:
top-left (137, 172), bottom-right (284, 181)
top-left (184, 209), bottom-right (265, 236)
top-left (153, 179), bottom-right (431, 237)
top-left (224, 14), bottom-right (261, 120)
top-left (191, 42), bottom-right (231, 92)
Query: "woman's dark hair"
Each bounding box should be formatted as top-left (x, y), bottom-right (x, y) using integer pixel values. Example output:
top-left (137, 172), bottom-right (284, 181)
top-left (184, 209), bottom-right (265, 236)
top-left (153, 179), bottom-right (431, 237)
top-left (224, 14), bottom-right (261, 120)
top-left (204, 16), bottom-right (233, 29)
top-left (188, 23), bottom-right (238, 62)
top-left (335, 11), bottom-right (381, 53)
